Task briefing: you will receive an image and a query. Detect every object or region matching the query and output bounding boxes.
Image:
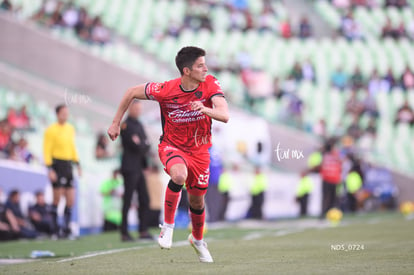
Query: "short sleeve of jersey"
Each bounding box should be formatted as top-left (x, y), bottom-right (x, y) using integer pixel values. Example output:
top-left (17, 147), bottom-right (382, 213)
top-left (145, 82), bottom-right (164, 102)
top-left (207, 75), bottom-right (225, 99)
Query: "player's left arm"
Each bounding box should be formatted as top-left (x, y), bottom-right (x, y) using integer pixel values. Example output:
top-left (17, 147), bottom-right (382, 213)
top-left (191, 96), bottom-right (229, 123)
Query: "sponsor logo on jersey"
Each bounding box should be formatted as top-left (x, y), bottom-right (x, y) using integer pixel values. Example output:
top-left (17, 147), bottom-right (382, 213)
top-left (195, 91), bottom-right (203, 99)
top-left (168, 109), bottom-right (205, 123)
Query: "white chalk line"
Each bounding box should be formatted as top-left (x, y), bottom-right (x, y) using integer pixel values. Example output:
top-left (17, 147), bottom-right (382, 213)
top-left (56, 240), bottom-right (189, 263)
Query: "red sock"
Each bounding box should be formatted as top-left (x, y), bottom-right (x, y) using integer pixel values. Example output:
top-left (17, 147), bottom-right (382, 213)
top-left (164, 186), bottom-right (181, 224)
top-left (190, 208), bottom-right (205, 241)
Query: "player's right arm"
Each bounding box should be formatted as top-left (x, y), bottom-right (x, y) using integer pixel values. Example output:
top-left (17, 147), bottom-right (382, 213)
top-left (107, 84), bottom-right (147, 141)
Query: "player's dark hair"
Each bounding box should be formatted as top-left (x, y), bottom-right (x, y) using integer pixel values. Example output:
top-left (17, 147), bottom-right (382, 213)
top-left (55, 104), bottom-right (67, 114)
top-left (175, 46), bottom-right (206, 75)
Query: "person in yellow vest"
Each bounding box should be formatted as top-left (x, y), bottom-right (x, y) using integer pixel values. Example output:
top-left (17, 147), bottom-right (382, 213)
top-left (345, 168), bottom-right (363, 213)
top-left (247, 167), bottom-right (268, 219)
top-left (295, 174), bottom-right (313, 217)
top-left (217, 166), bottom-right (235, 221)
top-left (100, 169), bottom-right (123, 231)
top-left (307, 150), bottom-right (322, 168)
top-left (43, 104), bottom-right (81, 238)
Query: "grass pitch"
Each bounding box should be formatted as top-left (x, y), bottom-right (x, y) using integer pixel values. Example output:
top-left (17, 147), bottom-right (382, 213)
top-left (0, 212), bottom-right (413, 274)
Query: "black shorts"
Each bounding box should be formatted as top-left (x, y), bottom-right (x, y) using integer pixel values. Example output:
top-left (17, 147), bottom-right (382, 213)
top-left (51, 159), bottom-right (74, 188)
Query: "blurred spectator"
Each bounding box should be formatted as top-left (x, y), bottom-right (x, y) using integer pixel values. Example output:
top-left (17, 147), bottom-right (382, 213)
top-left (384, 0), bottom-right (408, 9)
top-left (49, 1), bottom-right (65, 27)
top-left (272, 76), bottom-right (284, 100)
top-left (395, 22), bottom-right (407, 39)
top-left (0, 189), bottom-right (19, 241)
top-left (382, 68), bottom-right (396, 92)
top-left (382, 17), bottom-right (397, 39)
top-left (400, 66), bottom-right (414, 91)
top-left (14, 137), bottom-right (34, 163)
top-left (7, 106), bottom-right (30, 130)
top-left (100, 169), bottom-right (122, 231)
top-left (74, 7), bottom-right (90, 37)
top-left (362, 91), bottom-right (379, 118)
top-left (368, 69), bottom-right (382, 97)
top-left (345, 90), bottom-right (364, 117)
top-left (91, 16), bottom-right (110, 45)
top-left (382, 17), bottom-right (407, 40)
top-left (298, 16), bottom-right (313, 39)
top-left (301, 59), bottom-right (316, 83)
top-left (62, 2), bottom-right (79, 28)
top-left (166, 20), bottom-right (182, 38)
top-left (350, 66), bottom-right (365, 90)
top-left (290, 62), bottom-right (303, 82)
top-left (5, 190), bottom-right (37, 239)
top-left (340, 11), bottom-right (363, 41)
top-left (394, 99), bottom-right (414, 126)
top-left (28, 191), bottom-right (55, 236)
top-left (95, 132), bottom-right (111, 159)
top-left (258, 6), bottom-right (274, 33)
top-left (32, 1), bottom-right (110, 45)
top-left (331, 67), bottom-right (348, 91)
top-left (247, 167), bottom-right (268, 219)
top-left (242, 10), bottom-right (254, 31)
top-left (0, 119), bottom-right (13, 156)
top-left (280, 18), bottom-right (292, 39)
top-left (347, 115), bottom-right (363, 140)
top-left (228, 7), bottom-right (246, 31)
top-left (0, 0), bottom-right (12, 11)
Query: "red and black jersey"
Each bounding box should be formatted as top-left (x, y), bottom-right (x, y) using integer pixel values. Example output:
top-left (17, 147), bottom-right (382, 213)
top-left (145, 75), bottom-right (224, 153)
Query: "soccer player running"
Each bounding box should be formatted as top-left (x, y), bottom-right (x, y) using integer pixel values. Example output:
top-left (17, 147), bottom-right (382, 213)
top-left (107, 46), bottom-right (229, 262)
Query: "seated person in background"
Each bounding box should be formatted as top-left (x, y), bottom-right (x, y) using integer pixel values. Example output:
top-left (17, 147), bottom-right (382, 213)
top-left (350, 67), bottom-right (365, 91)
top-left (7, 106), bottom-right (30, 130)
top-left (331, 67), bottom-right (348, 91)
top-left (400, 66), bottom-right (414, 91)
top-left (0, 188), bottom-right (18, 241)
top-left (5, 190), bottom-right (37, 239)
top-left (345, 90), bottom-right (364, 117)
top-left (28, 191), bottom-right (55, 236)
top-left (100, 169), bottom-right (123, 231)
top-left (95, 132), bottom-right (112, 159)
top-left (14, 138), bottom-right (34, 163)
top-left (394, 99), bottom-right (414, 126)
top-left (0, 119), bottom-right (13, 157)
top-left (347, 115), bottom-right (363, 140)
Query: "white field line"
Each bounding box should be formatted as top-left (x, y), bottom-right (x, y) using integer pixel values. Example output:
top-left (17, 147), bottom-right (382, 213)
top-left (56, 241), bottom-right (189, 263)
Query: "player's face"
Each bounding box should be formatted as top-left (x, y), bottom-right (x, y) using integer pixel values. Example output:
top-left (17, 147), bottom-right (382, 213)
top-left (189, 56), bottom-right (208, 82)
